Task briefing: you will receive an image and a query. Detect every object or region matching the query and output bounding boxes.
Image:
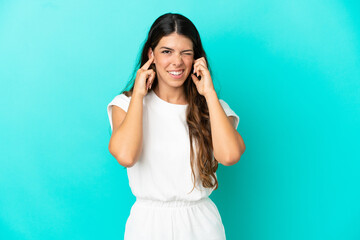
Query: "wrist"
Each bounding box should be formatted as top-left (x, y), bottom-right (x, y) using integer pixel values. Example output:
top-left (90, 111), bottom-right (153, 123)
top-left (132, 91), bottom-right (145, 99)
top-left (204, 90), bottom-right (217, 100)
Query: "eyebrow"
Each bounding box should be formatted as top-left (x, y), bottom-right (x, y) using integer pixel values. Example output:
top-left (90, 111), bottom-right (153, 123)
top-left (160, 47), bottom-right (193, 52)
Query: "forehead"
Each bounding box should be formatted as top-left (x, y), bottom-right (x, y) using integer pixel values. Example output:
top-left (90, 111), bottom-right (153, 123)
top-left (157, 33), bottom-right (193, 49)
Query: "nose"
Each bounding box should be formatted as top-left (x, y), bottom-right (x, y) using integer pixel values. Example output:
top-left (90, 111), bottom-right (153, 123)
top-left (171, 53), bottom-right (184, 66)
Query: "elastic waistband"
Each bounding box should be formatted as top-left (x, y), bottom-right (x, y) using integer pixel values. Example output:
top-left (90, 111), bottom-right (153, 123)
top-left (135, 197), bottom-right (211, 208)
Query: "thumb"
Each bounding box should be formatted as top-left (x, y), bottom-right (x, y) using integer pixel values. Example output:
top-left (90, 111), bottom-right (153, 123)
top-left (191, 73), bottom-right (199, 85)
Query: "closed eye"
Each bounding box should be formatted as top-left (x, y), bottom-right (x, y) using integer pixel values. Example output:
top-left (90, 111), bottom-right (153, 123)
top-left (161, 50), bottom-right (193, 55)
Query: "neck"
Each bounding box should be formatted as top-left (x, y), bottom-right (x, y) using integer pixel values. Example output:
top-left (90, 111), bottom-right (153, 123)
top-left (153, 85), bottom-right (187, 105)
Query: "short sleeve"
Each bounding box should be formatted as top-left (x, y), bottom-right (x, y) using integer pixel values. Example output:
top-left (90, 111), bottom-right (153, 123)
top-left (107, 94), bottom-right (131, 131)
top-left (219, 99), bottom-right (240, 130)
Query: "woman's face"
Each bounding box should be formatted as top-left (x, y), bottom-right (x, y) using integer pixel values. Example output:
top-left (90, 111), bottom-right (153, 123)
top-left (150, 33), bottom-right (194, 88)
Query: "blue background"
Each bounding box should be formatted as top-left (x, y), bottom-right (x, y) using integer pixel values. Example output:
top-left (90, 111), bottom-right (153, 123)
top-left (1, 1), bottom-right (359, 239)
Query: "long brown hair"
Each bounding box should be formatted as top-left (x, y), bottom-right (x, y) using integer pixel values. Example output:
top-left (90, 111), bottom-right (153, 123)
top-left (121, 13), bottom-right (219, 192)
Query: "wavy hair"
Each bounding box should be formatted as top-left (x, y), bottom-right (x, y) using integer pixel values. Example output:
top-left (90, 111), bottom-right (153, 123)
top-left (121, 13), bottom-right (219, 192)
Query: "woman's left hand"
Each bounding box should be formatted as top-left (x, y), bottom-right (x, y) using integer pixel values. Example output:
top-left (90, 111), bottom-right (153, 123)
top-left (191, 57), bottom-right (215, 97)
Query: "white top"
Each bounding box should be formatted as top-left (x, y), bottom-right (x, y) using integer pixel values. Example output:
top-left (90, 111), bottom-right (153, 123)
top-left (107, 90), bottom-right (240, 202)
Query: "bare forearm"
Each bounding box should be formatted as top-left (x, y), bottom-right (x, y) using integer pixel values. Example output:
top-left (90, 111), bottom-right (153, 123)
top-left (111, 93), bottom-right (143, 166)
top-left (205, 91), bottom-right (242, 165)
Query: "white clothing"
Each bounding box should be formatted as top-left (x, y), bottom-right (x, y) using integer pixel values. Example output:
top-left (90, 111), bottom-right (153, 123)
top-left (107, 90), bottom-right (240, 240)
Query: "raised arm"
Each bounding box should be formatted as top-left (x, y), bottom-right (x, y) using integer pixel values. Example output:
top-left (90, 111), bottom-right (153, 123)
top-left (205, 91), bottom-right (246, 166)
top-left (108, 55), bottom-right (156, 167)
top-left (108, 94), bottom-right (144, 168)
top-left (191, 56), bottom-right (245, 166)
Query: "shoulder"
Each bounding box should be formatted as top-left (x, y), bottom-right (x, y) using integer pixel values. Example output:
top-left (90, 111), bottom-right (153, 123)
top-left (113, 93), bottom-right (131, 103)
top-left (218, 99), bottom-right (234, 114)
top-left (108, 92), bottom-right (132, 108)
top-left (218, 98), bottom-right (240, 130)
top-left (107, 92), bottom-right (132, 115)
top-left (219, 99), bottom-right (230, 109)
top-left (107, 92), bottom-right (132, 131)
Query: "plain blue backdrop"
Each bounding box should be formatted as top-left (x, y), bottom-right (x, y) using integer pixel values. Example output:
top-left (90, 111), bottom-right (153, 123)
top-left (1, 1), bottom-right (359, 239)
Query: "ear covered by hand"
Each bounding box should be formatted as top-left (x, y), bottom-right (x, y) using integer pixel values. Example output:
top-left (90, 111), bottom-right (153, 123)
top-left (191, 57), bottom-right (215, 97)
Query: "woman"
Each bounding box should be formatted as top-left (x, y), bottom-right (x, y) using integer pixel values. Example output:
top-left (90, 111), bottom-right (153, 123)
top-left (107, 13), bottom-right (246, 240)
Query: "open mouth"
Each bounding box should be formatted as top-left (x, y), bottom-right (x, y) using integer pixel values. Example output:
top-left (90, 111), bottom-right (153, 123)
top-left (167, 70), bottom-right (184, 79)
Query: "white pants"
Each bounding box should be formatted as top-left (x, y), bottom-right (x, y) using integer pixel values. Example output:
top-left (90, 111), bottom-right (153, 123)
top-left (124, 197), bottom-right (226, 240)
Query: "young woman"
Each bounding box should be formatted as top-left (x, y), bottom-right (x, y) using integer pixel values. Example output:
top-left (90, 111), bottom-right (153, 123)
top-left (107, 13), bottom-right (246, 240)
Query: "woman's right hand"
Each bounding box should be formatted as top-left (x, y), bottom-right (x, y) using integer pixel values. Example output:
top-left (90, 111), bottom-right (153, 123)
top-left (133, 55), bottom-right (156, 98)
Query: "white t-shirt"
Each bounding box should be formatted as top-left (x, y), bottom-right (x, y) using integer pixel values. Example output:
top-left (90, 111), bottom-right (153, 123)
top-left (107, 90), bottom-right (240, 202)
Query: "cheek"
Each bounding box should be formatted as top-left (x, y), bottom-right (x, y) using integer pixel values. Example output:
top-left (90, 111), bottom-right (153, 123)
top-left (156, 58), bottom-right (169, 69)
top-left (185, 59), bottom-right (194, 68)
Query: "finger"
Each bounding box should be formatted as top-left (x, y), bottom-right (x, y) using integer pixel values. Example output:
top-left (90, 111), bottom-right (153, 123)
top-left (148, 71), bottom-right (156, 89)
top-left (143, 71), bottom-right (151, 90)
top-left (194, 61), bottom-right (207, 70)
top-left (197, 58), bottom-right (207, 68)
top-left (148, 72), bottom-right (155, 89)
top-left (201, 57), bottom-right (207, 66)
top-left (144, 69), bottom-right (155, 77)
top-left (198, 64), bottom-right (207, 72)
top-left (193, 65), bottom-right (198, 77)
top-left (194, 57), bottom-right (207, 68)
top-left (195, 65), bottom-right (201, 78)
top-left (194, 62), bottom-right (206, 77)
top-left (193, 63), bottom-right (198, 76)
top-left (141, 55), bottom-right (155, 70)
top-left (150, 73), bottom-right (155, 89)
top-left (196, 64), bottom-right (207, 77)
top-left (191, 73), bottom-right (200, 85)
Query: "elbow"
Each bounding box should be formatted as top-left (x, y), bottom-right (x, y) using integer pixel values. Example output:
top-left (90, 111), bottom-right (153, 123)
top-left (114, 152), bottom-right (136, 168)
top-left (222, 157), bottom-right (239, 167)
top-left (222, 149), bottom-right (244, 166)
top-left (118, 158), bottom-right (136, 168)
top-left (108, 144), bottom-right (135, 168)
top-left (222, 137), bottom-right (246, 166)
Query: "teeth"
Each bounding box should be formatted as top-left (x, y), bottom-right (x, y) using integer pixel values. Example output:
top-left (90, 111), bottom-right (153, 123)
top-left (168, 70), bottom-right (183, 75)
